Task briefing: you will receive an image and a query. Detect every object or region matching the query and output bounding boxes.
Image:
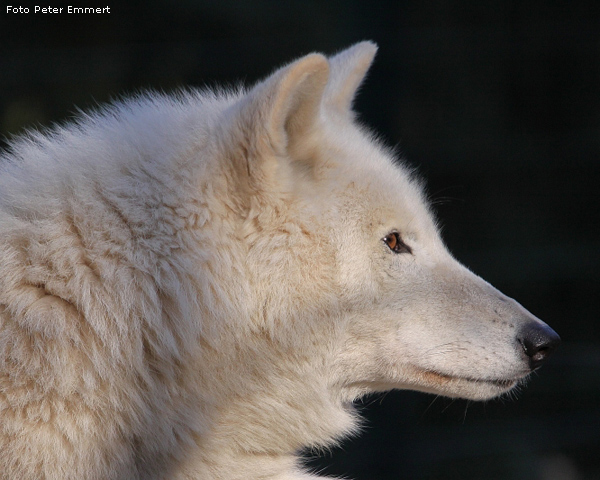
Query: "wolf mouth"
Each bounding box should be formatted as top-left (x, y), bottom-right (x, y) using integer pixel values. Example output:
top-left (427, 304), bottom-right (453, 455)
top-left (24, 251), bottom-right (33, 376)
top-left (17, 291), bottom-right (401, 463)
top-left (420, 368), bottom-right (520, 390)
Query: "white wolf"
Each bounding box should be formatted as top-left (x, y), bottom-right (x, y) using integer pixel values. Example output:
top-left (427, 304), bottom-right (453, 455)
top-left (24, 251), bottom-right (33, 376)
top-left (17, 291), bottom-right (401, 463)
top-left (0, 42), bottom-right (559, 479)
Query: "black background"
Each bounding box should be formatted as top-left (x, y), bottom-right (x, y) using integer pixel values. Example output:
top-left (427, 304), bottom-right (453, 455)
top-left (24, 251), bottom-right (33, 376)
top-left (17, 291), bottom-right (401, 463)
top-left (1, 1), bottom-right (598, 479)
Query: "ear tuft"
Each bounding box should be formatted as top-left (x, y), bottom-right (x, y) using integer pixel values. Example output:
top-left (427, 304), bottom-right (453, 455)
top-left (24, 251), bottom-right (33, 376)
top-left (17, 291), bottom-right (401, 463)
top-left (326, 41), bottom-right (378, 115)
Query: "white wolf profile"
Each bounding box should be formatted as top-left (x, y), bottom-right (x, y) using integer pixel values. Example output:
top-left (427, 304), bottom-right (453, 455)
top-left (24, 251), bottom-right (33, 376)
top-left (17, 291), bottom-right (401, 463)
top-left (0, 42), bottom-right (559, 479)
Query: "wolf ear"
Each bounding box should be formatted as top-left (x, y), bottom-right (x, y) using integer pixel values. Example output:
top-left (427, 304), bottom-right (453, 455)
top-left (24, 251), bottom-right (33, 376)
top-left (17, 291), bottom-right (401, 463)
top-left (243, 52), bottom-right (330, 159)
top-left (325, 41), bottom-right (378, 115)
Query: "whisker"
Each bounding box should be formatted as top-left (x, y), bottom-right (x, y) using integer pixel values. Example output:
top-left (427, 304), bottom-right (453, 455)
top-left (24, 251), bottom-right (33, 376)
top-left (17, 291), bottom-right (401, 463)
top-left (462, 400), bottom-right (471, 424)
top-left (421, 395), bottom-right (441, 418)
top-left (441, 399), bottom-right (456, 414)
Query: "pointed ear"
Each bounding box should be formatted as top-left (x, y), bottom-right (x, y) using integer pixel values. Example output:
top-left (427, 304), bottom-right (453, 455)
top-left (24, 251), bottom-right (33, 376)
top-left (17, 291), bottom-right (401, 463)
top-left (246, 52), bottom-right (330, 156)
top-left (325, 41), bottom-right (378, 115)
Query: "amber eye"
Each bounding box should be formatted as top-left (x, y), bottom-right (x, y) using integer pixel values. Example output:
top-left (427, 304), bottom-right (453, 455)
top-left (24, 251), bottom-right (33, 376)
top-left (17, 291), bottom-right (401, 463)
top-left (383, 232), bottom-right (412, 254)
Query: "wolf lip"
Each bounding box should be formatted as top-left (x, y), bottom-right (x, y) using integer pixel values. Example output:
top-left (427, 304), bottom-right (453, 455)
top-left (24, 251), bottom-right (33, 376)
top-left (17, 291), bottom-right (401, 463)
top-left (488, 378), bottom-right (518, 388)
top-left (422, 369), bottom-right (520, 389)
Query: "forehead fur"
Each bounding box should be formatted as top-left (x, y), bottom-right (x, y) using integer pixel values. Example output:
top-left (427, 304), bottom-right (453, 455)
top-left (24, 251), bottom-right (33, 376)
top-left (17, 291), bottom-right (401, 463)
top-left (307, 117), bottom-right (439, 241)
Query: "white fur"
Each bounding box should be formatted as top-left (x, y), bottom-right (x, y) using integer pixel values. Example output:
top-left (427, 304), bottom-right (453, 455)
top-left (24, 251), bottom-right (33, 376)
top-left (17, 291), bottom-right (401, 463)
top-left (0, 42), bottom-right (557, 479)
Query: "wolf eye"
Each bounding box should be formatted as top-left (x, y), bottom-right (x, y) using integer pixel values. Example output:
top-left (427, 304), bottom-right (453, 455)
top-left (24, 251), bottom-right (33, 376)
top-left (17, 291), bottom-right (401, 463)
top-left (383, 232), bottom-right (412, 254)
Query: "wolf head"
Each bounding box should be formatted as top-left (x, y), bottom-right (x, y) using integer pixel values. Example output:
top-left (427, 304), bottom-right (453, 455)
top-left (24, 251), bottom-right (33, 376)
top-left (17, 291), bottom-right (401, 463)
top-left (219, 42), bottom-right (560, 407)
top-left (0, 41), bottom-right (561, 480)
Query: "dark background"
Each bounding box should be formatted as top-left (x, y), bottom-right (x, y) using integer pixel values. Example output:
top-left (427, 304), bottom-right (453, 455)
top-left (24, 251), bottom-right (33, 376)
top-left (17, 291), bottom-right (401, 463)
top-left (1, 1), bottom-right (598, 479)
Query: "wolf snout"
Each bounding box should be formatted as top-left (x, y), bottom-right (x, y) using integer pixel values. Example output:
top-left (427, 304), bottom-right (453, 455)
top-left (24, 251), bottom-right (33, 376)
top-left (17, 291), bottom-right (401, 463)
top-left (518, 322), bottom-right (561, 370)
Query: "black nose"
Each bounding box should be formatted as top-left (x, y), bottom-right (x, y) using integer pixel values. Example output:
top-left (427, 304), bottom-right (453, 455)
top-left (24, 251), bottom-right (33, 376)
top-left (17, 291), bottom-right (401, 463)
top-left (519, 322), bottom-right (561, 370)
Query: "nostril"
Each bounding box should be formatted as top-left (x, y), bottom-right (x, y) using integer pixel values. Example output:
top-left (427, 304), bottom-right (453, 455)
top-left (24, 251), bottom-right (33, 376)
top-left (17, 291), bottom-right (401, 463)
top-left (519, 322), bottom-right (561, 370)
